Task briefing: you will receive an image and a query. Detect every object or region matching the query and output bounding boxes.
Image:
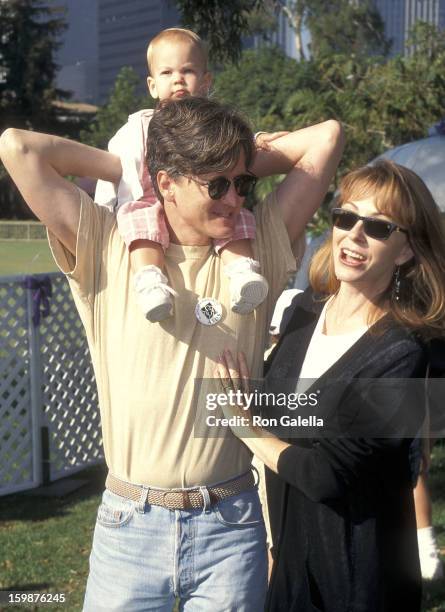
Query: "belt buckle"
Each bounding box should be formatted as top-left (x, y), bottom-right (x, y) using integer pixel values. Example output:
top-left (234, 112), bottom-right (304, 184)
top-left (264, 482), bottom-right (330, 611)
top-left (162, 490), bottom-right (180, 509)
top-left (162, 490), bottom-right (194, 510)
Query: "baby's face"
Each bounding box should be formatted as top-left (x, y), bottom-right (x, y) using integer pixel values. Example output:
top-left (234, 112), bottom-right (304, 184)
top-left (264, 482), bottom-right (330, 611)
top-left (147, 39), bottom-right (211, 101)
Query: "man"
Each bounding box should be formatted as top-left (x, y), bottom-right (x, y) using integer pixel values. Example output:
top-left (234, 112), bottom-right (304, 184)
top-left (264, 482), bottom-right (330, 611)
top-left (0, 96), bottom-right (343, 611)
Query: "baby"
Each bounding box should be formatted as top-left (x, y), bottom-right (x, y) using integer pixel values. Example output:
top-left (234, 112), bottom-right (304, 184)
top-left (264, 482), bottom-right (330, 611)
top-left (95, 28), bottom-right (268, 322)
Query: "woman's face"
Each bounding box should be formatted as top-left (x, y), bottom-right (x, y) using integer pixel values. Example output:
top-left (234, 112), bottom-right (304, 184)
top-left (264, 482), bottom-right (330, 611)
top-left (332, 197), bottom-right (413, 295)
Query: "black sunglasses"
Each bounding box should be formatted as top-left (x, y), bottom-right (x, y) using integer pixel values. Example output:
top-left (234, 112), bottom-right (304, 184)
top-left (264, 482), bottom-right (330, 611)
top-left (182, 173), bottom-right (257, 200)
top-left (331, 208), bottom-right (409, 241)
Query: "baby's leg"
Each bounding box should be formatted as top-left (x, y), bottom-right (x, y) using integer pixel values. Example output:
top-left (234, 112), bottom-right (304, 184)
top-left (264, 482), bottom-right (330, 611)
top-left (215, 209), bottom-right (268, 314)
top-left (118, 202), bottom-right (176, 322)
top-left (129, 239), bottom-right (165, 271)
top-left (220, 238), bottom-right (254, 264)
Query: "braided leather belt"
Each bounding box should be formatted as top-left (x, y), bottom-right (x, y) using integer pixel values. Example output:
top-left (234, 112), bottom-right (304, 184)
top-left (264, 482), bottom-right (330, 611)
top-left (105, 470), bottom-right (256, 510)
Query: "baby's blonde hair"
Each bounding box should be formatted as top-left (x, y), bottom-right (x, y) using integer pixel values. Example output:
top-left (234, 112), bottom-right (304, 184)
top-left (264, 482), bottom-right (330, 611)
top-left (146, 28), bottom-right (208, 75)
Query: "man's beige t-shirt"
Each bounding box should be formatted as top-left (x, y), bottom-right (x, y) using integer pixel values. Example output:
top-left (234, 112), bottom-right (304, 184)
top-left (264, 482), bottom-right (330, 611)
top-left (48, 189), bottom-right (299, 488)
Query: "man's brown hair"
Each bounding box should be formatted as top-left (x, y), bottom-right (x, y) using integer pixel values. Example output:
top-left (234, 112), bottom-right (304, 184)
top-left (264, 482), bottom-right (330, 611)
top-left (146, 96), bottom-right (254, 201)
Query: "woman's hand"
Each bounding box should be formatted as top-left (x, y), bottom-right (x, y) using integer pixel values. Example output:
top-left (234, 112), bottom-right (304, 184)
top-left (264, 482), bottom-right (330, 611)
top-left (214, 350), bottom-right (254, 435)
top-left (214, 349), bottom-right (290, 472)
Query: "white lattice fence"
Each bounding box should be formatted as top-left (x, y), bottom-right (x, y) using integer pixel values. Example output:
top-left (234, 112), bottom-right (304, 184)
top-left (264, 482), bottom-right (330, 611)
top-left (0, 273), bottom-right (103, 497)
top-left (39, 275), bottom-right (102, 480)
top-left (0, 279), bottom-right (36, 495)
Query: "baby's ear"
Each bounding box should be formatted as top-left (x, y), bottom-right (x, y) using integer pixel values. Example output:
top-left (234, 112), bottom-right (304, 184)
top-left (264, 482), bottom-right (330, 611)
top-left (147, 76), bottom-right (158, 99)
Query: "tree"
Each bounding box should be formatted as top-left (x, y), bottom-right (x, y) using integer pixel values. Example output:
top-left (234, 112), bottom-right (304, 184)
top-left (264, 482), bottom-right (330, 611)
top-left (214, 47), bottom-right (301, 130)
top-left (303, 0), bottom-right (389, 59)
top-left (176, 0), bottom-right (260, 65)
top-left (246, 1), bottom-right (307, 60)
top-left (214, 23), bottom-right (445, 233)
top-left (81, 67), bottom-right (151, 150)
top-left (0, 0), bottom-right (68, 132)
top-left (176, 0), bottom-right (389, 65)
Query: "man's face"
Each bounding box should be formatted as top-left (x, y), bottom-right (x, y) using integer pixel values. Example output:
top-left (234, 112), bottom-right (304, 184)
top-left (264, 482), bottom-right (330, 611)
top-left (147, 39), bottom-right (211, 101)
top-left (164, 153), bottom-right (249, 246)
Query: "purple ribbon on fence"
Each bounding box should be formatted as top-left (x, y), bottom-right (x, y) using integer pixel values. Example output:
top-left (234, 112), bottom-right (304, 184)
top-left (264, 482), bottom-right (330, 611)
top-left (24, 275), bottom-right (53, 326)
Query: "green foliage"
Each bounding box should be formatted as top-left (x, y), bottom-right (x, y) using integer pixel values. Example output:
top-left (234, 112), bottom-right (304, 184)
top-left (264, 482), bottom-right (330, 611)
top-left (215, 24), bottom-right (445, 178)
top-left (304, 0), bottom-right (389, 59)
top-left (177, 0), bottom-right (388, 65)
top-left (214, 47), bottom-right (301, 129)
top-left (80, 67), bottom-right (151, 149)
top-left (0, 0), bottom-right (67, 132)
top-left (215, 25), bottom-right (445, 234)
top-left (176, 0), bottom-right (260, 65)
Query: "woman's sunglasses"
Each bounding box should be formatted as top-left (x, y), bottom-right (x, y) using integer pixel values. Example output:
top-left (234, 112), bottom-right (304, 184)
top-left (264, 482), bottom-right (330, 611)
top-left (331, 208), bottom-right (409, 241)
top-left (181, 173), bottom-right (257, 200)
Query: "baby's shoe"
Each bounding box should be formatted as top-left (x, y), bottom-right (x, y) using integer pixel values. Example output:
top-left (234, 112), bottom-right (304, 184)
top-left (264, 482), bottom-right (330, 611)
top-left (134, 265), bottom-right (178, 322)
top-left (417, 526), bottom-right (444, 580)
top-left (225, 257), bottom-right (269, 315)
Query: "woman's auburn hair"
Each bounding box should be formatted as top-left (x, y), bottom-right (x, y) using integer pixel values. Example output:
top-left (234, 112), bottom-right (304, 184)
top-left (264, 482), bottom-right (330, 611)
top-left (309, 160), bottom-right (445, 335)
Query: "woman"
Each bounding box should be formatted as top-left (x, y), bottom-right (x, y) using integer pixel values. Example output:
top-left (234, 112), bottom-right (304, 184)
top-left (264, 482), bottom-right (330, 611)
top-left (216, 160), bottom-right (445, 611)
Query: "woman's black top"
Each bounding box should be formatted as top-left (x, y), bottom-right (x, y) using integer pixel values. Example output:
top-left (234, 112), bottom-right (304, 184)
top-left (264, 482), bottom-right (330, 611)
top-left (264, 288), bottom-right (427, 612)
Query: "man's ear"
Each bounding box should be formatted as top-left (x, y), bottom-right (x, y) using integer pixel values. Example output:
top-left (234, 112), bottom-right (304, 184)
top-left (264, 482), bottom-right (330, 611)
top-left (395, 241), bottom-right (414, 266)
top-left (147, 76), bottom-right (158, 99)
top-left (157, 171), bottom-right (175, 203)
top-left (201, 71), bottom-right (212, 96)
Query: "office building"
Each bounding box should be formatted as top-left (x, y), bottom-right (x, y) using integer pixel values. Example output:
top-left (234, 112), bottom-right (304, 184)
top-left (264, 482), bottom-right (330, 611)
top-left (49, 0), bottom-right (99, 104)
top-left (98, 0), bottom-right (179, 103)
top-left (374, 0), bottom-right (445, 56)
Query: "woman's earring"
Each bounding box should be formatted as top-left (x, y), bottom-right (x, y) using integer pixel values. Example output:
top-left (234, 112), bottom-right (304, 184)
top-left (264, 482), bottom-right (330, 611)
top-left (393, 266), bottom-right (401, 301)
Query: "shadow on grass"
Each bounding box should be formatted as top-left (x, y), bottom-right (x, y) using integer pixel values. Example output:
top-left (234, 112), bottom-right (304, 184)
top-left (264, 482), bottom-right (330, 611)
top-left (0, 464), bottom-right (107, 523)
top-left (423, 579), bottom-right (445, 611)
top-left (3, 582), bottom-right (51, 591)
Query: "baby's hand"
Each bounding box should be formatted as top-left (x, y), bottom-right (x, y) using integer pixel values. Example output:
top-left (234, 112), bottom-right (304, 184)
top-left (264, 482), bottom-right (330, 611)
top-left (255, 131), bottom-right (289, 151)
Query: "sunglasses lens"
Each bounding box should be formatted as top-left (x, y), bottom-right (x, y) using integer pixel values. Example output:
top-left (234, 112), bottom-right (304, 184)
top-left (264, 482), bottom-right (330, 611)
top-left (363, 219), bottom-right (392, 240)
top-left (332, 208), bottom-right (394, 240)
top-left (332, 209), bottom-right (357, 230)
top-left (208, 177), bottom-right (230, 200)
top-left (234, 175), bottom-right (257, 197)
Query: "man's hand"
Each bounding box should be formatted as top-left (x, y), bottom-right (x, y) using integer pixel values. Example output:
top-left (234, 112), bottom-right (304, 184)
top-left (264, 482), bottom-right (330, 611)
top-left (251, 121), bottom-right (345, 246)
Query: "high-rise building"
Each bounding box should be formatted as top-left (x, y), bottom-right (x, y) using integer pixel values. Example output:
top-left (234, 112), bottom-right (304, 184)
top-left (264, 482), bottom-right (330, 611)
top-left (374, 0), bottom-right (445, 56)
top-left (49, 0), bottom-right (99, 104)
top-left (98, 0), bottom-right (179, 103)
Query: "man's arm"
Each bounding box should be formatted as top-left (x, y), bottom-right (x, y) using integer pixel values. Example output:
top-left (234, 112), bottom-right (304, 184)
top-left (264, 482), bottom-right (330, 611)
top-left (250, 121), bottom-right (344, 245)
top-left (0, 129), bottom-right (122, 255)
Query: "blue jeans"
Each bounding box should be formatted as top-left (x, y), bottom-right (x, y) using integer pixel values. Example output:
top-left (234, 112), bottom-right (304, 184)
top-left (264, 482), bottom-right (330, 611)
top-left (83, 485), bottom-right (268, 611)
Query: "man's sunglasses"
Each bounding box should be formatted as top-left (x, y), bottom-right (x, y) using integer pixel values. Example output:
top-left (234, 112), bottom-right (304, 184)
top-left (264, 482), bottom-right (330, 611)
top-left (182, 173), bottom-right (257, 200)
top-left (331, 208), bottom-right (409, 241)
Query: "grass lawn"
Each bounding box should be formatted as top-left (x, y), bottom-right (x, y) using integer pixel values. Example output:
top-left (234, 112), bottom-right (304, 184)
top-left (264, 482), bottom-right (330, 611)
top-left (0, 465), bottom-right (106, 612)
top-left (0, 450), bottom-right (444, 611)
top-left (0, 241), bottom-right (58, 277)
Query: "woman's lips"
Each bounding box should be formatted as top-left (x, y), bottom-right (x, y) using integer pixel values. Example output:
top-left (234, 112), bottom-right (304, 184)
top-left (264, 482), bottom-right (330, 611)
top-left (340, 247), bottom-right (366, 266)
